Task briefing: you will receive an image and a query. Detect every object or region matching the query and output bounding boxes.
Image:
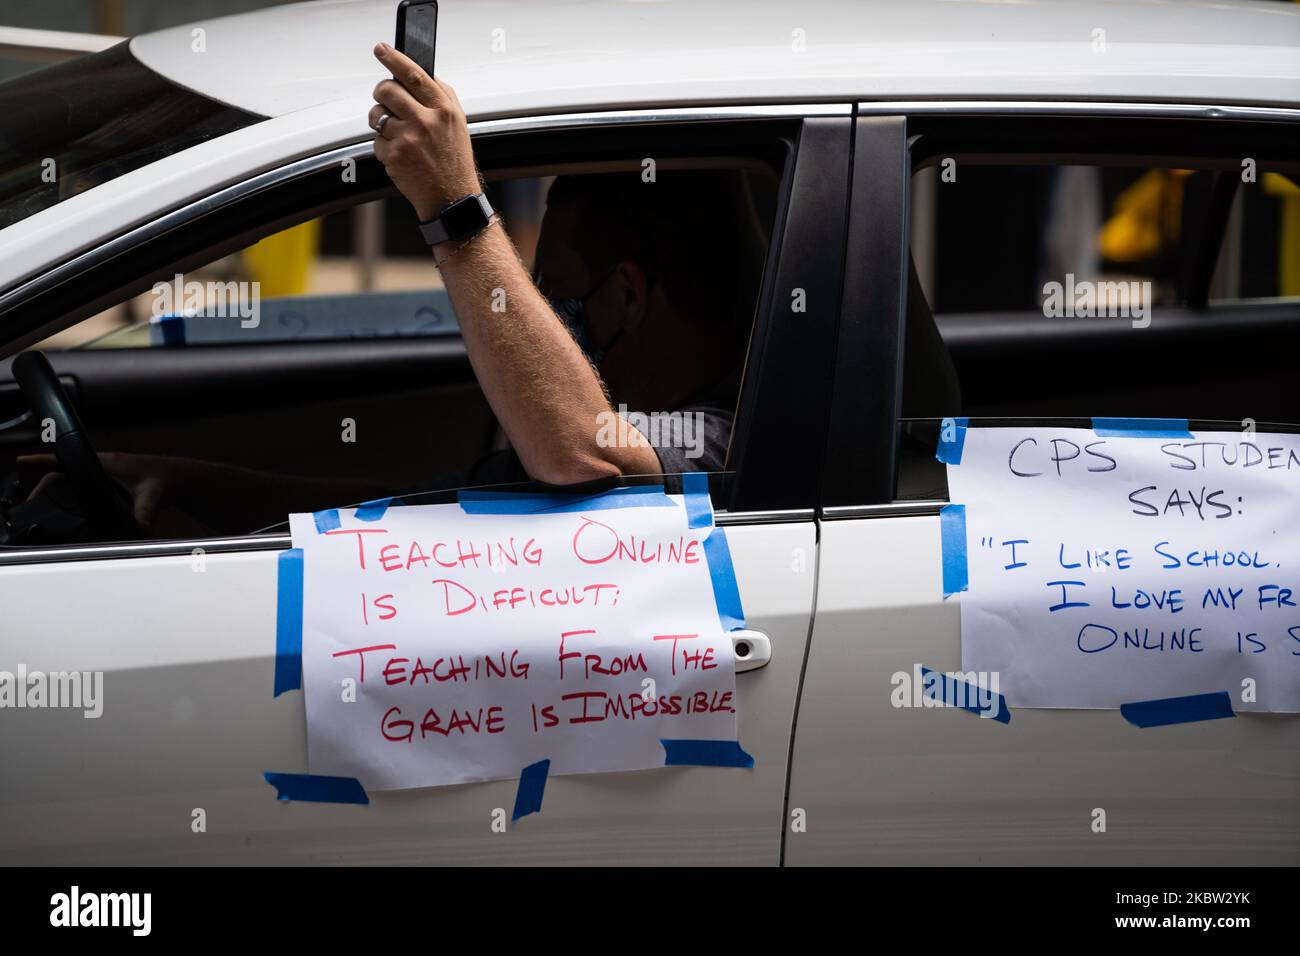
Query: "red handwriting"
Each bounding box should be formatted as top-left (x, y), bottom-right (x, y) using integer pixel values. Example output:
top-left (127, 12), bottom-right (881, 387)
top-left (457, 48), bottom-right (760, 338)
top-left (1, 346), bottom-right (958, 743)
top-left (381, 705), bottom-right (506, 741)
top-left (430, 580), bottom-right (622, 616)
top-left (558, 689), bottom-right (734, 724)
top-left (652, 634), bottom-right (718, 676)
top-left (571, 516), bottom-right (701, 566)
top-left (332, 643), bottom-right (530, 684)
top-left (324, 528), bottom-right (389, 569)
top-left (332, 643), bottom-right (397, 682)
top-left (558, 629), bottom-right (648, 680)
top-left (360, 592), bottom-right (397, 625)
top-left (329, 529), bottom-right (543, 572)
top-left (531, 702), bottom-right (560, 730)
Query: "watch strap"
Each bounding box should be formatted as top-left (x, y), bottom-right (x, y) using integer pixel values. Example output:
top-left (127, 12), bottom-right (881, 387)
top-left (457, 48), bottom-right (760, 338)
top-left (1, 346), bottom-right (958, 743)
top-left (418, 193), bottom-right (493, 246)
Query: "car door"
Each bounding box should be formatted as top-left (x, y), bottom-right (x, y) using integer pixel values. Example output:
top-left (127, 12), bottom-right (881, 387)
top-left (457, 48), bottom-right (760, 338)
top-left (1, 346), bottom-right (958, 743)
top-left (0, 107), bottom-right (851, 864)
top-left (787, 107), bottom-right (1300, 865)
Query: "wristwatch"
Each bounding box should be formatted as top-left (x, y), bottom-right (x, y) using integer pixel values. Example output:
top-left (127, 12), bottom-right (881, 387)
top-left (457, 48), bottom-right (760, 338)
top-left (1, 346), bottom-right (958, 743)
top-left (418, 193), bottom-right (494, 246)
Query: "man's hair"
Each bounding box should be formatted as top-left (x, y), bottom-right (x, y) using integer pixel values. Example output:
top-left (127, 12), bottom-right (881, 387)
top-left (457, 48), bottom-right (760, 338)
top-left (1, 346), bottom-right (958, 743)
top-left (546, 170), bottom-right (752, 338)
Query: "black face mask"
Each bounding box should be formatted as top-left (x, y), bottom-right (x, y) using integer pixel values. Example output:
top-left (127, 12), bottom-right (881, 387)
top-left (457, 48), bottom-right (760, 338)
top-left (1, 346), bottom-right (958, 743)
top-left (544, 269), bottom-right (624, 367)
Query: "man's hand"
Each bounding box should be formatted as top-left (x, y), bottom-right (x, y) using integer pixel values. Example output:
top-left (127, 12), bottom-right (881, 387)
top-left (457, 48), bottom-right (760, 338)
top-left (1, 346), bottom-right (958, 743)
top-left (17, 451), bottom-right (394, 536)
top-left (364, 40), bottom-right (663, 486)
top-left (19, 451), bottom-right (191, 530)
top-left (369, 43), bottom-right (481, 222)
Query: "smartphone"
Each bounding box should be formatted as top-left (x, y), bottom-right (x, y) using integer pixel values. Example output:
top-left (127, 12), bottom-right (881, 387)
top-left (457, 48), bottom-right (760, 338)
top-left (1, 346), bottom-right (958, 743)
top-left (396, 0), bottom-right (438, 77)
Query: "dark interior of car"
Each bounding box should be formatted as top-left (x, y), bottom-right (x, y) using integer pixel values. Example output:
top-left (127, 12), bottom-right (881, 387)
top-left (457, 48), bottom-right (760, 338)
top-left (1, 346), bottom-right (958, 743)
top-left (0, 129), bottom-right (786, 547)
top-left (896, 136), bottom-right (1300, 501)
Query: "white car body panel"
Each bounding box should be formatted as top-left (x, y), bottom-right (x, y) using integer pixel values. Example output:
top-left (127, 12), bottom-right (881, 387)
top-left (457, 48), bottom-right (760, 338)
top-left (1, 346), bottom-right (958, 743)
top-left (787, 517), bottom-right (1300, 865)
top-left (130, 0), bottom-right (1300, 120)
top-left (0, 522), bottom-right (814, 864)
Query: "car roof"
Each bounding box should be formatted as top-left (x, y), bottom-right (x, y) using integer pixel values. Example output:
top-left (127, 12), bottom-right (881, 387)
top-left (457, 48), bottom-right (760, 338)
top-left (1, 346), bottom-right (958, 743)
top-left (132, 0), bottom-right (1300, 119)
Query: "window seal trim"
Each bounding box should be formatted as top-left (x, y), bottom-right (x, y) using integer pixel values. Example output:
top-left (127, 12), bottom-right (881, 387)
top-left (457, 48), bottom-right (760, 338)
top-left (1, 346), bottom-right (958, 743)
top-left (856, 101), bottom-right (1300, 123)
top-left (0, 509), bottom-right (816, 566)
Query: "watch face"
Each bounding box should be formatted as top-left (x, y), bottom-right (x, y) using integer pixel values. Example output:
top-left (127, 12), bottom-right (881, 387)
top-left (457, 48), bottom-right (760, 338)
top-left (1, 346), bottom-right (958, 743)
top-left (441, 195), bottom-right (488, 239)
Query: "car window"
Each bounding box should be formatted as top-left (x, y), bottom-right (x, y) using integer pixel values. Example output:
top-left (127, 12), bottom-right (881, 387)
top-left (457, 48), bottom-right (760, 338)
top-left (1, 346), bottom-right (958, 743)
top-left (0, 41), bottom-right (261, 230)
top-left (4, 162), bottom-right (778, 547)
top-left (897, 156), bottom-right (1300, 501)
top-left (913, 163), bottom-right (1299, 316)
top-left (42, 181), bottom-right (555, 351)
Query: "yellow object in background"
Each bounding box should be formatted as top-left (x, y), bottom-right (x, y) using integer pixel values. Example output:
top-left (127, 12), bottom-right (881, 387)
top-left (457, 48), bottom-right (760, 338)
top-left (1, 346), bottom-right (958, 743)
top-left (1098, 169), bottom-right (1193, 263)
top-left (242, 219), bottom-right (322, 298)
top-left (1262, 173), bottom-right (1300, 297)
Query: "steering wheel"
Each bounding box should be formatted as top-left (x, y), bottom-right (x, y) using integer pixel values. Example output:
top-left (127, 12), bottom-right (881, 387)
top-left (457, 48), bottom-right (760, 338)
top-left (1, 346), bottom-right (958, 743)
top-left (12, 350), bottom-right (138, 541)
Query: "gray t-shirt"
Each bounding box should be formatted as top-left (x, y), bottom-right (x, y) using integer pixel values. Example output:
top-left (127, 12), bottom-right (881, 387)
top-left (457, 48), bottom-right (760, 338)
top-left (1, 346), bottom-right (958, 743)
top-left (461, 370), bottom-right (739, 489)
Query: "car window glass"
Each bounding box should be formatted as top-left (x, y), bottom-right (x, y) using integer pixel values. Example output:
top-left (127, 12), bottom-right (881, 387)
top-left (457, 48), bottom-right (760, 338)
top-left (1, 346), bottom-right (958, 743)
top-left (41, 178), bottom-right (567, 351)
top-left (898, 158), bottom-right (1300, 501)
top-left (4, 165), bottom-right (776, 546)
top-left (0, 42), bottom-right (261, 230)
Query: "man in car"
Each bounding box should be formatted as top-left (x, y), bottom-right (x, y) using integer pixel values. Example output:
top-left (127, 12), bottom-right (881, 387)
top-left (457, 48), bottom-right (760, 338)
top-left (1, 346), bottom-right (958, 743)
top-left (23, 43), bottom-right (749, 535)
top-left (366, 41), bottom-right (748, 489)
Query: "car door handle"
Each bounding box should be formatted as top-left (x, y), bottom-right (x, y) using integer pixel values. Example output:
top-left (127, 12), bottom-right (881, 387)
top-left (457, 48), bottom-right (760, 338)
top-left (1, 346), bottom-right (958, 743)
top-left (732, 629), bottom-right (771, 673)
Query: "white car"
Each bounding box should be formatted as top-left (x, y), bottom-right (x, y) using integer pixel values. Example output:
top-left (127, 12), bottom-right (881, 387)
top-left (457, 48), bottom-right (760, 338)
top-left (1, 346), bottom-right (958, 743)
top-left (0, 0), bottom-right (1297, 865)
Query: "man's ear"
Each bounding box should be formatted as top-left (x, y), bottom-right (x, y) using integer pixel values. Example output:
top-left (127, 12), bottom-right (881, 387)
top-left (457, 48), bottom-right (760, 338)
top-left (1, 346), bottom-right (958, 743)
top-left (612, 260), bottom-right (651, 330)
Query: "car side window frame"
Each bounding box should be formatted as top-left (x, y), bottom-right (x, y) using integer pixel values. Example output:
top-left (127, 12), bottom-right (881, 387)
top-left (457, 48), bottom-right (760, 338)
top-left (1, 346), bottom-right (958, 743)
top-left (0, 109), bottom-right (851, 564)
top-left (820, 102), bottom-right (1300, 517)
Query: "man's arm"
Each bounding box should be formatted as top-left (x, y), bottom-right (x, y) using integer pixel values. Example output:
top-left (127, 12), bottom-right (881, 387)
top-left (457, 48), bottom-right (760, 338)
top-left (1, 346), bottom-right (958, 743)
top-left (369, 42), bottom-right (660, 486)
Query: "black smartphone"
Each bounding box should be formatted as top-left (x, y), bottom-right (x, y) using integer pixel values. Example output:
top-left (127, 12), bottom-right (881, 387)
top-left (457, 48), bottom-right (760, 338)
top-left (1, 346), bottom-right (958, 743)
top-left (395, 0), bottom-right (438, 77)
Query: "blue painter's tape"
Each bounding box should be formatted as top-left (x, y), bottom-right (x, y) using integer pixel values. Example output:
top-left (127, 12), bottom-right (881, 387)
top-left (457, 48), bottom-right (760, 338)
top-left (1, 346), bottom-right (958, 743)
top-left (939, 503), bottom-right (968, 599)
top-left (661, 739), bottom-right (755, 768)
top-left (920, 665), bottom-right (1011, 724)
top-left (459, 484), bottom-right (673, 515)
top-left (1120, 691), bottom-right (1235, 728)
top-left (158, 314), bottom-right (186, 347)
top-left (1092, 417), bottom-right (1192, 439)
top-left (935, 416), bottom-right (970, 465)
top-left (702, 527), bottom-right (745, 632)
top-left (263, 772), bottom-right (369, 805)
top-left (274, 548), bottom-right (304, 697)
top-left (354, 497), bottom-right (393, 522)
top-left (313, 509), bottom-right (341, 533)
top-left (682, 472), bottom-right (713, 529)
top-left (511, 758), bottom-right (550, 822)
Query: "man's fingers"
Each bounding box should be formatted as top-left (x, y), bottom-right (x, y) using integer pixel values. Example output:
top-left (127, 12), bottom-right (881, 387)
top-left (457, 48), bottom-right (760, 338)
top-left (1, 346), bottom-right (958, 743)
top-left (15, 453), bottom-right (58, 472)
top-left (373, 42), bottom-right (441, 108)
top-left (131, 481), bottom-right (162, 529)
top-left (438, 79), bottom-right (465, 115)
top-left (371, 78), bottom-right (424, 121)
top-left (367, 104), bottom-right (405, 138)
top-left (25, 471), bottom-right (63, 502)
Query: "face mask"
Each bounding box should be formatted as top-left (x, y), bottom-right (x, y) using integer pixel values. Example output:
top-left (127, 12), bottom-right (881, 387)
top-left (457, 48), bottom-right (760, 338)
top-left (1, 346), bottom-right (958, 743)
top-left (546, 269), bottom-right (624, 367)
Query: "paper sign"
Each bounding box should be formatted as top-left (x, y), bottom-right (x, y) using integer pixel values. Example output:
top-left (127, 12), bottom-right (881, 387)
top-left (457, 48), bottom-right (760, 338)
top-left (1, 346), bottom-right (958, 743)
top-left (945, 427), bottom-right (1300, 712)
top-left (287, 493), bottom-right (738, 790)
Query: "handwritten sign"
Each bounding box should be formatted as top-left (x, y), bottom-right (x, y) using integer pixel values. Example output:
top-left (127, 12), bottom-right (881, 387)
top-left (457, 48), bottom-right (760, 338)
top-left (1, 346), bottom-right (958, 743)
top-left (287, 493), bottom-right (738, 790)
top-left (946, 426), bottom-right (1300, 712)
